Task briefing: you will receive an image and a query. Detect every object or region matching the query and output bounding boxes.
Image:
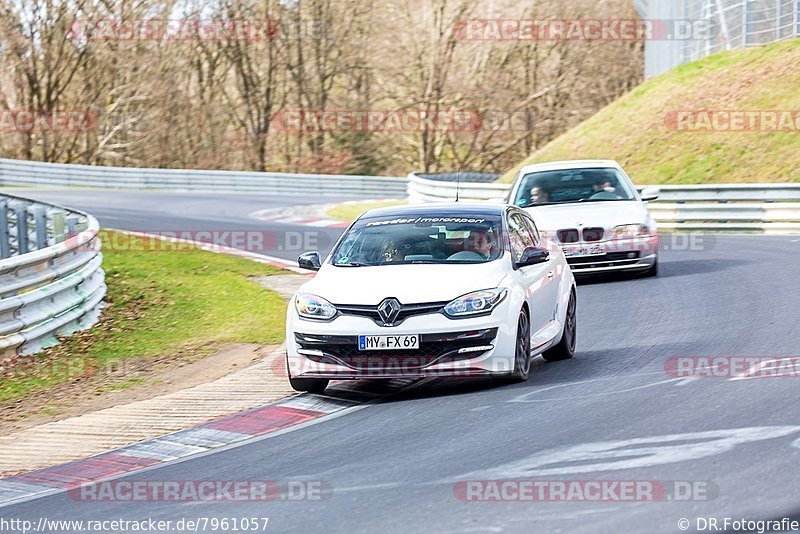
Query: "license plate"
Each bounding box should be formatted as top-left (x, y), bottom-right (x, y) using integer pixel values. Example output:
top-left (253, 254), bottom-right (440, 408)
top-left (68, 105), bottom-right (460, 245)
top-left (562, 244), bottom-right (606, 258)
top-left (358, 335), bottom-right (419, 351)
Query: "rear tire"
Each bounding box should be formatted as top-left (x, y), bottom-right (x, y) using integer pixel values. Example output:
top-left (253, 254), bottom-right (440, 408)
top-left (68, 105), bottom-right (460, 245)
top-left (543, 290), bottom-right (576, 362)
top-left (289, 376), bottom-right (329, 393)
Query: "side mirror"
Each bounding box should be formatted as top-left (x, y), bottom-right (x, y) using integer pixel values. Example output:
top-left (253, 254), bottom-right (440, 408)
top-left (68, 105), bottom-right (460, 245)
top-left (641, 187), bottom-right (660, 202)
top-left (517, 246), bottom-right (550, 267)
top-left (298, 251), bottom-right (322, 271)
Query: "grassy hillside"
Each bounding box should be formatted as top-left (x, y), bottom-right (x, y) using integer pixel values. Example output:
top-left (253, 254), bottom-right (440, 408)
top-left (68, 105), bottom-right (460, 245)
top-left (499, 39), bottom-right (800, 184)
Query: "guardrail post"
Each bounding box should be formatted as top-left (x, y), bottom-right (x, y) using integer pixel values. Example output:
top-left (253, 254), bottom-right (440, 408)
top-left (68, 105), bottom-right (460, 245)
top-left (0, 199), bottom-right (9, 259)
top-left (66, 216), bottom-right (79, 237)
top-left (795, 0), bottom-right (799, 36)
top-left (742, 0), bottom-right (749, 46)
top-left (33, 205), bottom-right (48, 250)
top-left (11, 201), bottom-right (28, 255)
top-left (51, 209), bottom-right (65, 244)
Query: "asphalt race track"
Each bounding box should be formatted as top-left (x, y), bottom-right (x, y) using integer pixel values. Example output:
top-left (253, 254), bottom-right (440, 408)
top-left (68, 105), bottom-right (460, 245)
top-left (8, 189), bottom-right (350, 262)
top-left (3, 189), bottom-right (800, 533)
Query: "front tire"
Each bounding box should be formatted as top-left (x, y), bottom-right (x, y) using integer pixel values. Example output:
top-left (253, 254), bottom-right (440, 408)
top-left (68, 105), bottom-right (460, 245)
top-left (289, 376), bottom-right (329, 393)
top-left (489, 309), bottom-right (531, 384)
top-left (641, 259), bottom-right (659, 277)
top-left (505, 309), bottom-right (532, 382)
top-left (543, 290), bottom-right (576, 362)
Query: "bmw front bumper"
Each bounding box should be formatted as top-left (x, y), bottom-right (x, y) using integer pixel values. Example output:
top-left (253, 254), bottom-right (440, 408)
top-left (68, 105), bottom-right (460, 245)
top-left (564, 235), bottom-right (658, 275)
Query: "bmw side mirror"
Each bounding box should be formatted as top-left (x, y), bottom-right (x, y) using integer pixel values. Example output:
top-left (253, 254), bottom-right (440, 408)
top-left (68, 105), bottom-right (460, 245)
top-left (298, 251), bottom-right (322, 271)
top-left (641, 187), bottom-right (660, 202)
top-left (517, 246), bottom-right (549, 267)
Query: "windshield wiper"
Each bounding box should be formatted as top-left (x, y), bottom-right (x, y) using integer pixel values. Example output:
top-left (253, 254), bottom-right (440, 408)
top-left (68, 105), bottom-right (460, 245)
top-left (335, 261), bottom-right (370, 267)
top-left (577, 198), bottom-right (629, 203)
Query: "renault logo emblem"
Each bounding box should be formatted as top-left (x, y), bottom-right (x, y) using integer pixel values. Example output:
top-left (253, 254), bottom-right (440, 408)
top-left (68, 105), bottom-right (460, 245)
top-left (377, 298), bottom-right (402, 326)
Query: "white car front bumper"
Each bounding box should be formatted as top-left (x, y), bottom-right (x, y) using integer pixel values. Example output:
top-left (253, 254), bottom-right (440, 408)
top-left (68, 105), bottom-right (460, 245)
top-left (286, 300), bottom-right (518, 380)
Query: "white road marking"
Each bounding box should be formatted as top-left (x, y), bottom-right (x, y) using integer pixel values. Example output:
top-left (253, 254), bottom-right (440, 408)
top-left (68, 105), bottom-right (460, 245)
top-left (674, 376), bottom-right (701, 386)
top-left (462, 426), bottom-right (800, 478)
top-left (509, 373), bottom-right (694, 403)
top-left (327, 482), bottom-right (402, 494)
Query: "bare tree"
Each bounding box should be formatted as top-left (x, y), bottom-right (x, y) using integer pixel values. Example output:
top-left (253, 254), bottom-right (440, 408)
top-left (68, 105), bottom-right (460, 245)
top-left (0, 0), bottom-right (643, 175)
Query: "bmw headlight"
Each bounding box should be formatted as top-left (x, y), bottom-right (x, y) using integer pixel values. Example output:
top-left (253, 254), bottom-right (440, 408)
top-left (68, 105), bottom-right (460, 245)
top-left (294, 293), bottom-right (337, 320)
top-left (444, 288), bottom-right (507, 318)
top-left (611, 224), bottom-right (650, 238)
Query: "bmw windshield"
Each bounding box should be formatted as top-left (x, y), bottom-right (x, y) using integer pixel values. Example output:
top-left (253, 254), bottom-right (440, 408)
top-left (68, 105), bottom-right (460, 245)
top-left (514, 167), bottom-right (637, 208)
top-left (331, 215), bottom-right (504, 266)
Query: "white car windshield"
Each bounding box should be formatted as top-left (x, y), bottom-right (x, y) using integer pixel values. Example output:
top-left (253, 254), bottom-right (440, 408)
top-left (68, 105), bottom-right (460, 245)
top-left (514, 167), bottom-right (636, 207)
top-left (331, 215), bottom-right (504, 266)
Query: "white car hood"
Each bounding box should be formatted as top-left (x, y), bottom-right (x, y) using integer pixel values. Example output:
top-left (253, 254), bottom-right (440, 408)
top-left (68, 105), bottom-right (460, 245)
top-left (299, 261), bottom-right (508, 304)
top-left (524, 201), bottom-right (650, 232)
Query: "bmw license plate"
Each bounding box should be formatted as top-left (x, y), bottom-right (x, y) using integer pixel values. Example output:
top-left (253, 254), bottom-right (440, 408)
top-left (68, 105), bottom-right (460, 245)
top-left (359, 335), bottom-right (419, 351)
top-left (562, 244), bottom-right (606, 258)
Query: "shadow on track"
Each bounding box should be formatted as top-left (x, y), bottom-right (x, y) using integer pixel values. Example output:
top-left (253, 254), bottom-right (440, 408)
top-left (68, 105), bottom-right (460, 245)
top-left (655, 258), bottom-right (755, 279)
top-left (370, 340), bottom-right (703, 404)
top-left (575, 258), bottom-right (755, 285)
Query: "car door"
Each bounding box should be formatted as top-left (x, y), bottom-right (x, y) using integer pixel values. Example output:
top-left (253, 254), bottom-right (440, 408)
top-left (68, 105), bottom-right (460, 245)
top-left (519, 212), bottom-right (563, 344)
top-left (507, 212), bottom-right (556, 346)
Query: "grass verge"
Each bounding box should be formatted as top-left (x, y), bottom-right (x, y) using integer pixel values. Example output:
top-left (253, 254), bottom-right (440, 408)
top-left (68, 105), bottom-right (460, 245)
top-left (326, 199), bottom-right (407, 221)
top-left (0, 230), bottom-right (287, 404)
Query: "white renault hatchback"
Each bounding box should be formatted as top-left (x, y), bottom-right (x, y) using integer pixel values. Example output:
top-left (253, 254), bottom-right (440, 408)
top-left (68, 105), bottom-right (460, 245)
top-left (285, 204), bottom-right (577, 393)
top-left (508, 160), bottom-right (660, 276)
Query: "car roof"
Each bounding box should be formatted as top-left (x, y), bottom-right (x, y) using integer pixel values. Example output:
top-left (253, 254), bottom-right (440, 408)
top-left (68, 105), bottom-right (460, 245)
top-left (517, 159), bottom-right (621, 176)
top-left (358, 202), bottom-right (512, 220)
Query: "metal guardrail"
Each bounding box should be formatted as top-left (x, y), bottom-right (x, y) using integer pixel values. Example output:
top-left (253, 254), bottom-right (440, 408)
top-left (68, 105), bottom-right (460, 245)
top-left (408, 173), bottom-right (800, 234)
top-left (0, 194), bottom-right (106, 359)
top-left (408, 172), bottom-right (509, 203)
top-left (0, 158), bottom-right (408, 199)
top-left (635, 0), bottom-right (800, 78)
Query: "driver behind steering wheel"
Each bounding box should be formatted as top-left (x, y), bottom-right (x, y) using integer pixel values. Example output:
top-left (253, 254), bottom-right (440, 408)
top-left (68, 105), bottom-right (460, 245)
top-left (465, 229), bottom-right (496, 259)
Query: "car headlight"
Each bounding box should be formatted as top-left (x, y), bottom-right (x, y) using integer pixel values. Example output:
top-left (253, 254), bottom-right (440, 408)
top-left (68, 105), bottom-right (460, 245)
top-left (294, 293), bottom-right (337, 320)
top-left (611, 224), bottom-right (650, 238)
top-left (444, 288), bottom-right (507, 318)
